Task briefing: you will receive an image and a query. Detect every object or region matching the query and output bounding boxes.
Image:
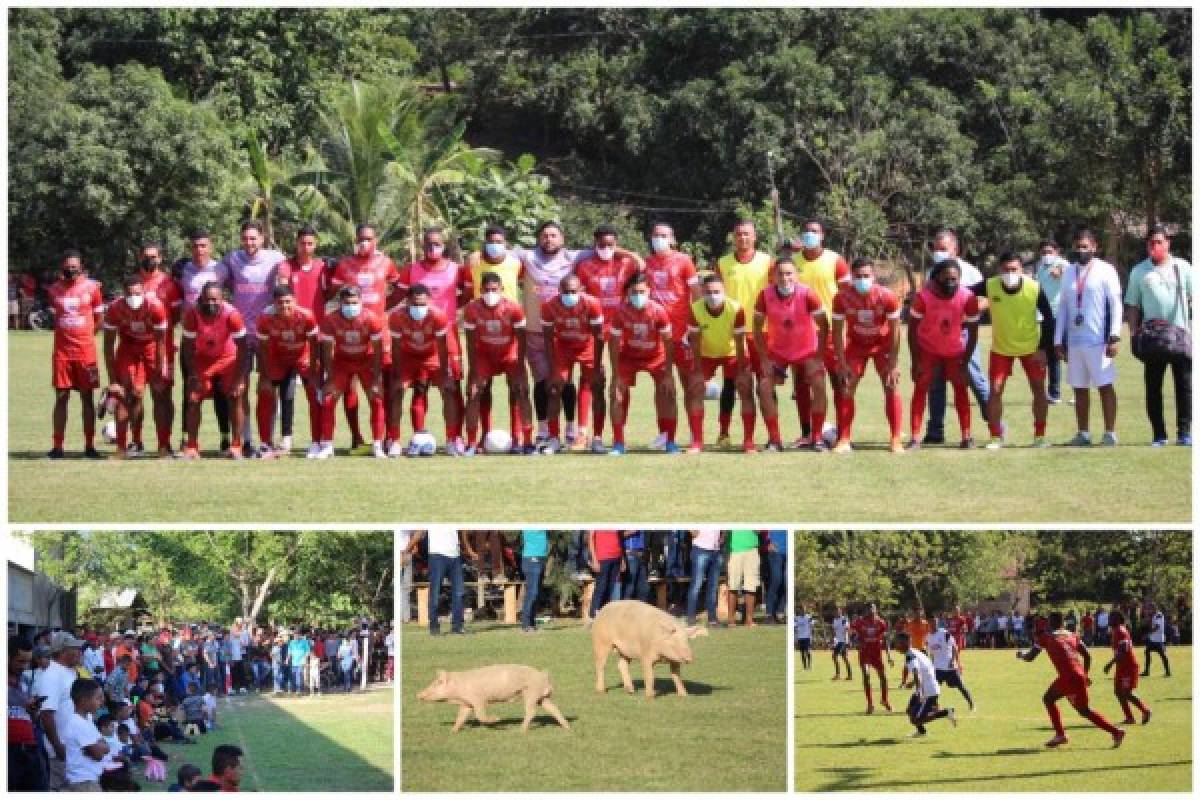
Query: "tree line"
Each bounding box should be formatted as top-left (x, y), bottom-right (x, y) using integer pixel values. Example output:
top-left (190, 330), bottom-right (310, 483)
top-left (9, 8), bottom-right (1190, 281)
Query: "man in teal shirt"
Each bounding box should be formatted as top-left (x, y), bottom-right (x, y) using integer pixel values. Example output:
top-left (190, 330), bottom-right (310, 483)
top-left (520, 531), bottom-right (548, 633)
top-left (286, 631), bottom-right (311, 693)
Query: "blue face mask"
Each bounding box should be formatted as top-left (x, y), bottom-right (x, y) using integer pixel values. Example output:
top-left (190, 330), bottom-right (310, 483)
top-left (341, 303), bottom-right (361, 319)
top-left (408, 304), bottom-right (428, 321)
top-left (650, 236), bottom-right (671, 254)
top-left (483, 242), bottom-right (506, 260)
top-left (560, 291), bottom-right (580, 308)
top-left (629, 292), bottom-right (648, 310)
top-left (801, 231), bottom-right (822, 250)
top-left (853, 277), bottom-right (873, 294)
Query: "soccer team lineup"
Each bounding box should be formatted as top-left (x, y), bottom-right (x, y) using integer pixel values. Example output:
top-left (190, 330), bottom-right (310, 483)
top-left (37, 216), bottom-right (1189, 460)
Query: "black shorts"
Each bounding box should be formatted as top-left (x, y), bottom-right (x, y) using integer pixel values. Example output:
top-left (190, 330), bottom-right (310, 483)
top-left (833, 642), bottom-right (848, 656)
top-left (906, 692), bottom-right (938, 719)
top-left (1146, 640), bottom-right (1168, 654)
top-left (796, 637), bottom-right (811, 651)
top-left (935, 668), bottom-right (963, 689)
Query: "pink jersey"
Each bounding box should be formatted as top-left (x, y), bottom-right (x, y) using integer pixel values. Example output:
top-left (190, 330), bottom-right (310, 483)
top-left (223, 248), bottom-right (287, 336)
top-left (755, 284), bottom-right (824, 362)
top-left (910, 287), bottom-right (981, 359)
top-left (397, 260), bottom-right (469, 330)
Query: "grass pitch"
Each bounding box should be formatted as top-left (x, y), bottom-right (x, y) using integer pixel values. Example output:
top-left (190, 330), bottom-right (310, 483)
top-left (795, 645), bottom-right (1191, 791)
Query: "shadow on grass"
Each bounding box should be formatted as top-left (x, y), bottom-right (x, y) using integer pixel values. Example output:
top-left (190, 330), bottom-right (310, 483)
top-left (815, 760), bottom-right (1192, 792)
top-left (799, 736), bottom-right (904, 749)
top-left (932, 747), bottom-right (1043, 758)
top-left (445, 713), bottom-right (580, 731)
top-left (796, 711), bottom-right (882, 719)
top-left (626, 678), bottom-right (724, 696)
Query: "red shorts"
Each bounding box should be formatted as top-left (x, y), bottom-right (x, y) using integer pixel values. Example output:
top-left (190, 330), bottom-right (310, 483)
top-left (553, 347), bottom-right (595, 383)
top-left (392, 351), bottom-right (442, 385)
top-left (988, 352), bottom-right (1047, 382)
top-left (845, 347), bottom-right (892, 380)
top-left (52, 353), bottom-right (99, 391)
top-left (329, 362), bottom-right (379, 395)
top-left (264, 359), bottom-right (309, 384)
top-left (189, 356), bottom-right (241, 402)
top-left (917, 351), bottom-right (967, 383)
top-left (700, 355), bottom-right (740, 381)
top-left (1049, 674), bottom-right (1089, 707)
top-left (746, 338), bottom-right (765, 377)
top-left (618, 357), bottom-right (667, 387)
top-left (474, 354), bottom-right (521, 382)
top-left (674, 339), bottom-right (695, 372)
top-left (822, 342), bottom-right (840, 375)
top-left (858, 650), bottom-right (885, 671)
top-left (767, 351), bottom-right (822, 383)
top-left (115, 350), bottom-right (174, 392)
top-left (1114, 669), bottom-right (1139, 691)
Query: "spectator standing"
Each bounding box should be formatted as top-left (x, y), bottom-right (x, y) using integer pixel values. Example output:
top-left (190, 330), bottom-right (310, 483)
top-left (764, 531), bottom-right (788, 624)
top-left (422, 530), bottom-right (477, 635)
top-left (588, 530), bottom-right (624, 619)
top-left (687, 529), bottom-right (723, 626)
top-left (621, 531), bottom-right (651, 603)
top-left (519, 530), bottom-right (549, 633)
top-left (726, 530), bottom-right (762, 626)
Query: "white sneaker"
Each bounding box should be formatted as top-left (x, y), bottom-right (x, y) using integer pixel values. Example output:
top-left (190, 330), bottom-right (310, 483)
top-left (1101, 431), bottom-right (1118, 447)
top-left (650, 432), bottom-right (668, 450)
top-left (986, 438), bottom-right (1004, 450)
top-left (387, 441), bottom-right (404, 458)
top-left (305, 443), bottom-right (322, 459)
top-left (590, 438), bottom-right (607, 454)
top-left (279, 435), bottom-right (293, 453)
top-left (565, 422), bottom-right (578, 442)
top-left (372, 441), bottom-right (388, 459)
top-left (406, 440), bottom-right (423, 457)
top-left (538, 436), bottom-right (561, 455)
top-left (448, 437), bottom-right (467, 457)
top-left (315, 443), bottom-right (335, 460)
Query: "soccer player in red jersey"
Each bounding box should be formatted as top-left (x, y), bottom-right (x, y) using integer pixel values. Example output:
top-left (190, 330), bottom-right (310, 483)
top-left (644, 222), bottom-right (701, 449)
top-left (278, 225), bottom-right (328, 325)
top-left (397, 227), bottom-right (472, 454)
top-left (329, 224), bottom-right (400, 450)
top-left (851, 604), bottom-right (894, 714)
top-left (180, 282), bottom-right (249, 459)
top-left (1018, 610), bottom-right (1125, 748)
top-left (541, 274), bottom-right (604, 454)
top-left (131, 243), bottom-right (181, 456)
top-left (831, 257), bottom-right (904, 454)
top-left (314, 285), bottom-right (386, 459)
top-left (387, 283), bottom-right (457, 456)
top-left (1102, 610), bottom-right (1151, 726)
top-left (946, 605), bottom-right (970, 653)
top-left (753, 258), bottom-right (830, 452)
top-left (607, 271), bottom-right (678, 455)
top-left (254, 284), bottom-right (320, 457)
top-left (102, 275), bottom-right (170, 459)
top-left (47, 250), bottom-right (106, 459)
top-left (462, 272), bottom-right (533, 454)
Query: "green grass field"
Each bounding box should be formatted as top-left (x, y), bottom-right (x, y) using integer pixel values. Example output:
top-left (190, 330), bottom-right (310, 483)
top-left (8, 329), bottom-right (1190, 522)
top-left (402, 618), bottom-right (787, 791)
top-left (796, 646), bottom-right (1192, 791)
top-left (133, 685), bottom-right (393, 791)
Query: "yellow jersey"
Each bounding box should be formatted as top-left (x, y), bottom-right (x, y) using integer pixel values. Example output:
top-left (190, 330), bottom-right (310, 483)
top-left (792, 248), bottom-right (846, 311)
top-left (688, 297), bottom-right (745, 358)
top-left (717, 251), bottom-right (772, 326)
top-left (986, 275), bottom-right (1042, 356)
top-left (470, 253), bottom-right (522, 303)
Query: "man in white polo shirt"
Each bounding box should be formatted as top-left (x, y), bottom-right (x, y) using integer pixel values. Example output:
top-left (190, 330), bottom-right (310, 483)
top-left (420, 530), bottom-right (478, 636)
top-left (831, 607), bottom-right (852, 680)
top-left (1055, 229), bottom-right (1123, 446)
top-left (33, 631), bottom-right (86, 790)
top-left (1142, 604), bottom-right (1171, 678)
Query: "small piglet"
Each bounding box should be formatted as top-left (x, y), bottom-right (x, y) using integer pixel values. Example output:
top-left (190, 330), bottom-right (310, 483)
top-left (591, 599), bottom-right (708, 699)
top-left (416, 664), bottom-right (571, 733)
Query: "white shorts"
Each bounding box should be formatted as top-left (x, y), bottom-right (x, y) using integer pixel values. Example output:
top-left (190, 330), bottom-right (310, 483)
top-left (1066, 343), bottom-right (1116, 389)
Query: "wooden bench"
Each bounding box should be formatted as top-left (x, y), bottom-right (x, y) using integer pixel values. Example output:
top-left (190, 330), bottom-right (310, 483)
top-left (412, 580), bottom-right (524, 626)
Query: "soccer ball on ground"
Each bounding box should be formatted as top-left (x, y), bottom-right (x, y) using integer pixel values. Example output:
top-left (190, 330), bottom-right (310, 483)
top-left (483, 429), bottom-right (513, 454)
top-left (410, 432), bottom-right (437, 457)
top-left (704, 380), bottom-right (721, 400)
top-left (100, 420), bottom-right (117, 444)
top-left (821, 423), bottom-right (839, 447)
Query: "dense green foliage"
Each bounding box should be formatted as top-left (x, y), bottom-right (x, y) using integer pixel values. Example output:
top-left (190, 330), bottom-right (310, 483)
top-left (9, 8), bottom-right (1189, 279)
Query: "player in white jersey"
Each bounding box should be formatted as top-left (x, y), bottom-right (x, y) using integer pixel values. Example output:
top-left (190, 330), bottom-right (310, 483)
top-left (1142, 604), bottom-right (1171, 677)
top-left (928, 625), bottom-right (975, 710)
top-left (831, 607), bottom-right (852, 680)
top-left (897, 631), bottom-right (957, 737)
top-left (794, 604), bottom-right (813, 671)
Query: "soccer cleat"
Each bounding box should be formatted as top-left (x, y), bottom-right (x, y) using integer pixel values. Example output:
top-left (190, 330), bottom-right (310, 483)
top-left (686, 442), bottom-right (703, 455)
top-left (609, 443), bottom-right (626, 456)
top-left (590, 438), bottom-right (608, 454)
top-left (763, 441), bottom-right (784, 453)
top-left (1178, 434), bottom-right (1192, 447)
top-left (744, 439), bottom-right (759, 453)
top-left (664, 441), bottom-right (682, 455)
top-left (905, 438), bottom-right (921, 451)
top-left (157, 446), bottom-right (174, 459)
top-left (1047, 393), bottom-right (1061, 405)
top-left (881, 700), bottom-right (892, 712)
top-left (921, 433), bottom-right (945, 445)
top-left (1120, 717), bottom-right (1137, 725)
top-left (1142, 709), bottom-right (1152, 725)
top-left (521, 443), bottom-right (537, 455)
top-left (570, 434), bottom-right (590, 452)
top-left (889, 438), bottom-right (905, 454)
top-left (315, 443), bottom-right (335, 460)
top-left (1151, 438), bottom-right (1169, 447)
top-left (1044, 734), bottom-right (1069, 748)
top-left (833, 439), bottom-right (852, 454)
top-left (986, 437), bottom-right (1004, 450)
top-left (128, 442), bottom-right (146, 458)
top-left (1112, 729), bottom-right (1126, 749)
top-left (1032, 436), bottom-right (1049, 449)
top-left (909, 730), bottom-right (927, 738)
top-left (387, 441), bottom-right (404, 458)
top-left (1066, 432), bottom-right (1092, 447)
top-left (812, 439), bottom-right (829, 453)
top-left (462, 445), bottom-right (477, 457)
top-left (650, 432), bottom-right (668, 450)
top-left (305, 442), bottom-right (322, 459)
top-left (372, 442), bottom-right (388, 459)
top-left (179, 447), bottom-right (201, 460)
top-left (792, 435), bottom-right (812, 449)
top-left (958, 437), bottom-right (974, 450)
top-left (279, 435), bottom-right (293, 453)
top-left (84, 447), bottom-right (104, 460)
top-left (715, 433), bottom-right (732, 450)
top-left (47, 447), bottom-right (65, 459)
top-left (538, 436), bottom-right (561, 455)
top-left (948, 708), bottom-right (957, 727)
top-left (228, 447), bottom-right (245, 460)
top-left (255, 443), bottom-right (274, 460)
top-left (1101, 431), bottom-right (1118, 447)
top-left (219, 436), bottom-right (231, 453)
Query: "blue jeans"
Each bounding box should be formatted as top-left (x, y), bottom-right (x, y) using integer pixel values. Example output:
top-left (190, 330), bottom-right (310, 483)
top-left (665, 532), bottom-right (688, 578)
top-left (203, 663), bottom-right (219, 692)
top-left (926, 337), bottom-right (989, 438)
top-left (590, 558), bottom-right (621, 617)
top-left (687, 547), bottom-right (721, 624)
top-left (622, 551), bottom-right (650, 601)
top-left (521, 556), bottom-right (545, 629)
top-left (428, 554), bottom-right (465, 633)
top-left (765, 551), bottom-right (787, 618)
top-left (341, 660), bottom-right (355, 691)
top-left (290, 665), bottom-right (305, 691)
top-left (272, 663), bottom-right (284, 691)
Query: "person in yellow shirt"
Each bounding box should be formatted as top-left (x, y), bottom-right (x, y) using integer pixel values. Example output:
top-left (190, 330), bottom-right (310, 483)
top-left (710, 219), bottom-right (772, 449)
top-left (465, 225), bottom-right (525, 442)
top-left (684, 274), bottom-right (753, 453)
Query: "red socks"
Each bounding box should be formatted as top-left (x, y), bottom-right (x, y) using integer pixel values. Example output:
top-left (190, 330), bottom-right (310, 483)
top-left (885, 390), bottom-right (902, 439)
top-left (577, 383), bottom-right (592, 430)
top-left (836, 394), bottom-right (854, 441)
top-left (321, 394), bottom-right (337, 441)
top-left (613, 422), bottom-right (626, 446)
top-left (256, 392), bottom-right (273, 444)
top-left (1035, 420), bottom-right (1047, 436)
top-left (411, 392), bottom-right (428, 432)
top-left (657, 417), bottom-right (677, 443)
top-left (764, 415), bottom-right (780, 444)
top-left (688, 410), bottom-right (703, 444)
top-left (1084, 709), bottom-right (1120, 736)
top-left (1045, 700), bottom-right (1065, 737)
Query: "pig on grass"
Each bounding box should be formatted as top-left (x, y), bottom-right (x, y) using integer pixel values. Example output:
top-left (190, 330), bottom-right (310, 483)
top-left (416, 664), bottom-right (571, 733)
top-left (591, 599), bottom-right (708, 699)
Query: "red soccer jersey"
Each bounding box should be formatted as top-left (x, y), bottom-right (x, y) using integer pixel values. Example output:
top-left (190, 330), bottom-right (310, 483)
top-left (396, 259), bottom-right (471, 327)
top-left (831, 284), bottom-right (901, 352)
top-left (48, 278), bottom-right (105, 360)
top-left (909, 287), bottom-right (981, 359)
top-left (946, 616), bottom-right (962, 637)
top-left (256, 307), bottom-right (319, 368)
top-left (278, 258), bottom-right (328, 322)
top-left (104, 297), bottom-right (169, 358)
top-left (1036, 630), bottom-right (1087, 681)
top-left (592, 530), bottom-right (622, 561)
top-left (388, 305), bottom-right (449, 360)
top-left (644, 250), bottom-right (699, 341)
top-left (463, 297), bottom-right (526, 362)
top-left (330, 253), bottom-right (399, 316)
top-left (755, 285), bottom-right (823, 362)
top-left (575, 254), bottom-right (637, 327)
top-left (182, 303), bottom-right (246, 365)
top-left (852, 616), bottom-right (888, 655)
top-left (320, 310), bottom-right (384, 366)
top-left (610, 301), bottom-right (672, 362)
top-left (541, 295), bottom-right (604, 358)
top-left (1110, 624), bottom-right (1139, 672)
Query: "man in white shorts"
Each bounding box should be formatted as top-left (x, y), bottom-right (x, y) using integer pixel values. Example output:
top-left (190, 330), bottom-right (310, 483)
top-left (794, 603), bottom-right (813, 670)
top-left (831, 607), bottom-right (852, 680)
top-left (1054, 229), bottom-right (1123, 446)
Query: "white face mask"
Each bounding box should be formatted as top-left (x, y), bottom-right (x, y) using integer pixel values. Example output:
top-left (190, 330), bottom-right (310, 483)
top-left (1000, 272), bottom-right (1021, 289)
top-left (126, 294), bottom-right (145, 310)
top-left (705, 292), bottom-right (725, 308)
top-left (482, 290), bottom-right (501, 308)
top-left (596, 246), bottom-right (616, 261)
top-left (931, 250), bottom-right (952, 264)
top-left (1039, 254), bottom-right (1057, 267)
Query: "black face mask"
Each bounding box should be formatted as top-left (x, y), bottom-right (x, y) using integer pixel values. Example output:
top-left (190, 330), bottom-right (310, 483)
top-left (937, 279), bottom-right (959, 294)
top-left (200, 300), bottom-right (220, 317)
top-left (141, 258), bottom-right (159, 270)
top-left (62, 267), bottom-right (81, 280)
top-left (1073, 250), bottom-right (1094, 265)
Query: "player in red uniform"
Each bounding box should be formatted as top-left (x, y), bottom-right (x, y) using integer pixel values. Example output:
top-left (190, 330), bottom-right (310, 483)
top-left (254, 284), bottom-right (321, 457)
top-left (945, 605), bottom-right (970, 653)
top-left (607, 271), bottom-right (678, 455)
top-left (102, 274), bottom-right (170, 459)
top-left (1102, 610), bottom-right (1151, 726)
top-left (314, 285), bottom-right (386, 459)
top-left (180, 282), bottom-right (249, 459)
top-left (1018, 610), bottom-right (1124, 748)
top-left (387, 283), bottom-right (456, 455)
top-left (851, 604), bottom-right (894, 714)
top-left (541, 274), bottom-right (604, 454)
top-left (47, 250), bottom-right (106, 459)
top-left (831, 257), bottom-right (904, 454)
top-left (462, 272), bottom-right (533, 453)
top-left (329, 224), bottom-right (400, 451)
top-left (131, 243), bottom-right (182, 456)
top-left (276, 225), bottom-right (328, 454)
top-left (644, 222), bottom-right (701, 449)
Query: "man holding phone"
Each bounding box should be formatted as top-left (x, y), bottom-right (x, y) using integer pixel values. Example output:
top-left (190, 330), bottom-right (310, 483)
top-left (8, 636), bottom-right (47, 790)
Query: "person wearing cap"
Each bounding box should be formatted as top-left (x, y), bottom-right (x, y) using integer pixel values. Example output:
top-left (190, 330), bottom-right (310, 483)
top-left (32, 631), bottom-right (85, 790)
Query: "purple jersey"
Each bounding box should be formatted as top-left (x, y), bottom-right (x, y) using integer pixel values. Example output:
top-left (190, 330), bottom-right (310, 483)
top-left (178, 258), bottom-right (231, 312)
top-left (223, 248), bottom-right (286, 336)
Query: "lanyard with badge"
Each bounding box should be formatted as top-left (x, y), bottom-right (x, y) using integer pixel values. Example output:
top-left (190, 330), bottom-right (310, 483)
top-left (1073, 262), bottom-right (1092, 327)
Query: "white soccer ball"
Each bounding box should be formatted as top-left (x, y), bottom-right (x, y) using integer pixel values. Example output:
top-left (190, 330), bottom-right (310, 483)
top-left (101, 420), bottom-right (117, 444)
top-left (821, 423), bottom-right (839, 447)
top-left (704, 380), bottom-right (721, 400)
top-left (483, 429), bottom-right (513, 454)
top-left (411, 432), bottom-right (437, 457)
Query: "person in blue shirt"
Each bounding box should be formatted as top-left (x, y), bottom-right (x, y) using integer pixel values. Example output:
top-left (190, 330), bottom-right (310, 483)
top-left (765, 531), bottom-right (788, 623)
top-left (621, 532), bottom-right (651, 602)
top-left (286, 631), bottom-right (311, 694)
top-left (519, 531), bottom-right (549, 633)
